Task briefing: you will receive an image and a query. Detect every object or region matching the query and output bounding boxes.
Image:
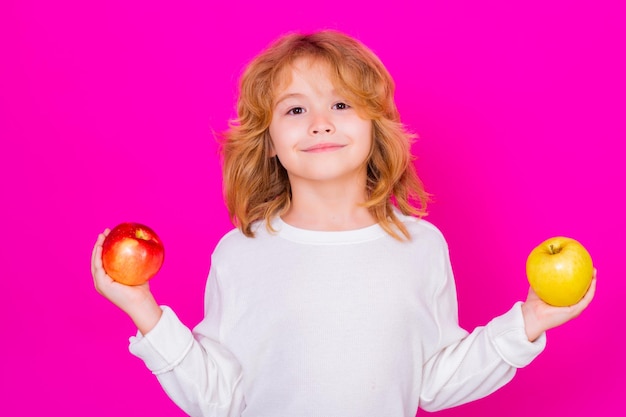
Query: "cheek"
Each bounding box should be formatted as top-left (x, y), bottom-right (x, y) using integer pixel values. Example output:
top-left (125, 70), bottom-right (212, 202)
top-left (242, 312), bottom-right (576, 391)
top-left (361, 124), bottom-right (375, 160)
top-left (268, 119), bottom-right (286, 157)
top-left (269, 120), bottom-right (298, 146)
top-left (355, 121), bottom-right (374, 146)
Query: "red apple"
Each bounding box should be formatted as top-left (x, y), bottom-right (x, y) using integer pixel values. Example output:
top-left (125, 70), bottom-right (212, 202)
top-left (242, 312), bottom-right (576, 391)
top-left (102, 222), bottom-right (164, 286)
top-left (526, 236), bottom-right (593, 306)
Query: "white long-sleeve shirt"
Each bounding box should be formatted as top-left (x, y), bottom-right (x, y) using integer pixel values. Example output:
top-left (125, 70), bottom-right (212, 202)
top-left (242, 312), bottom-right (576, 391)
top-left (129, 214), bottom-right (546, 416)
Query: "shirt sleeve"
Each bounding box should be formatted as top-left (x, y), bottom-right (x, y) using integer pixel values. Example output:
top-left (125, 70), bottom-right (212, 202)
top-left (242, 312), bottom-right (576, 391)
top-left (128, 266), bottom-right (245, 417)
top-left (419, 239), bottom-right (546, 412)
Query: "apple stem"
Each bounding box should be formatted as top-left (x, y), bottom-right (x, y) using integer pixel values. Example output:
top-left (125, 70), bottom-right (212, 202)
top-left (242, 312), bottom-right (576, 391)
top-left (549, 244), bottom-right (561, 255)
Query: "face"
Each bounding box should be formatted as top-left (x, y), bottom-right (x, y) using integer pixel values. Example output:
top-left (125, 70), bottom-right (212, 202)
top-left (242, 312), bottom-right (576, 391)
top-left (268, 58), bottom-right (373, 189)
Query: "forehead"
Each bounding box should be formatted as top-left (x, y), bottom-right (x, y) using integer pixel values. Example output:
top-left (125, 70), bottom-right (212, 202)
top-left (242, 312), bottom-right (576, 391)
top-left (273, 57), bottom-right (337, 95)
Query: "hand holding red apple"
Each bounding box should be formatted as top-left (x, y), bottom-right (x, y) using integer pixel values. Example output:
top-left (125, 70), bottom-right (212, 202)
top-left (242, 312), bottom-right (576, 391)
top-left (91, 225), bottom-right (164, 335)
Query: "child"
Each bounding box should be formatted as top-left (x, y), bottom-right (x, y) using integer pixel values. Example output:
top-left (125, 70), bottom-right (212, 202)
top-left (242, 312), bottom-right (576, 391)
top-left (91, 30), bottom-right (595, 417)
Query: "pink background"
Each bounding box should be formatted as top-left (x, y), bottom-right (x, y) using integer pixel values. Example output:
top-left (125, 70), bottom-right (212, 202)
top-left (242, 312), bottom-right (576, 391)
top-left (1, 1), bottom-right (624, 415)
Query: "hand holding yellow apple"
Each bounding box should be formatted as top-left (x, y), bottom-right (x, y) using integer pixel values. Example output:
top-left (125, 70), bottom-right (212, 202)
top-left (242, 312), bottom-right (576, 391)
top-left (526, 236), bottom-right (594, 307)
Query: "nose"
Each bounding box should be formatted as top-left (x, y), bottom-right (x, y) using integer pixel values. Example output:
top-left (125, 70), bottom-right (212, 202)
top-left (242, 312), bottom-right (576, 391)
top-left (310, 113), bottom-right (335, 135)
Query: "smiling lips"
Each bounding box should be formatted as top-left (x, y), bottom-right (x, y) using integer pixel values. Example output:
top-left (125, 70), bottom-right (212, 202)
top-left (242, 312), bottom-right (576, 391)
top-left (302, 143), bottom-right (346, 153)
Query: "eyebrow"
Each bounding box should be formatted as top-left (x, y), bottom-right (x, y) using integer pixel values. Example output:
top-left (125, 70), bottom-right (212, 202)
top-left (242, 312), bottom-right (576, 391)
top-left (274, 93), bottom-right (305, 107)
top-left (274, 89), bottom-right (343, 108)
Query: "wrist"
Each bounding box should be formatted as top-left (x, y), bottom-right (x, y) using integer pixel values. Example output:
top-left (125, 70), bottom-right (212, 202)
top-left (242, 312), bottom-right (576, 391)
top-left (126, 294), bottom-right (162, 335)
top-left (521, 301), bottom-right (544, 342)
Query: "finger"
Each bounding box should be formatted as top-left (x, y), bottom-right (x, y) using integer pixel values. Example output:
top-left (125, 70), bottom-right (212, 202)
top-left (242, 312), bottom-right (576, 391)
top-left (94, 243), bottom-right (103, 269)
top-left (97, 229), bottom-right (108, 245)
top-left (92, 235), bottom-right (112, 286)
top-left (91, 239), bottom-right (99, 277)
top-left (583, 277), bottom-right (597, 304)
top-left (92, 245), bottom-right (103, 285)
top-left (91, 244), bottom-right (96, 276)
top-left (91, 229), bottom-right (109, 262)
top-left (576, 269), bottom-right (597, 308)
top-left (92, 248), bottom-right (117, 295)
top-left (91, 233), bottom-right (106, 276)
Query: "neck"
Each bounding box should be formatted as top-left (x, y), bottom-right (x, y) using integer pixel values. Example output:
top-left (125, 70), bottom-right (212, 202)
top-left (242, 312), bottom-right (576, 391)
top-left (283, 177), bottom-right (376, 231)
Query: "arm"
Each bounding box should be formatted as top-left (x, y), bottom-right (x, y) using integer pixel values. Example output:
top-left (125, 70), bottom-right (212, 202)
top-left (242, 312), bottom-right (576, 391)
top-left (420, 302), bottom-right (543, 411)
top-left (91, 230), bottom-right (245, 417)
top-left (419, 241), bottom-right (595, 412)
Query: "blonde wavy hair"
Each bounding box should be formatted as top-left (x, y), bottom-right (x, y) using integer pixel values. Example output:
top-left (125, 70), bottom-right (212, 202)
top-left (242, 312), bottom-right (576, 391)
top-left (221, 30), bottom-right (429, 240)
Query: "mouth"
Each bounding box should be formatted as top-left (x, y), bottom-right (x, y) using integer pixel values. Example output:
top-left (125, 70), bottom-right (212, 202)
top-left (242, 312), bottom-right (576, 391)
top-left (302, 143), bottom-right (346, 153)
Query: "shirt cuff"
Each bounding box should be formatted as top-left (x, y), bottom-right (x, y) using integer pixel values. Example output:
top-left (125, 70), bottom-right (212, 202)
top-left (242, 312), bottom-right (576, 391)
top-left (128, 306), bottom-right (194, 375)
top-left (487, 301), bottom-right (547, 368)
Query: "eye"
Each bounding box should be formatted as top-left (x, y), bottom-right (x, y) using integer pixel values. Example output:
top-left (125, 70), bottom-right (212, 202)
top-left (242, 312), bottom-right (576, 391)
top-left (286, 107), bottom-right (305, 115)
top-left (332, 102), bottom-right (350, 110)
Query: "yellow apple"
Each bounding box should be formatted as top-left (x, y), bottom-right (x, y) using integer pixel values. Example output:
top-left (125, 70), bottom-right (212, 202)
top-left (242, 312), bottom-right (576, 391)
top-left (526, 236), bottom-right (593, 306)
